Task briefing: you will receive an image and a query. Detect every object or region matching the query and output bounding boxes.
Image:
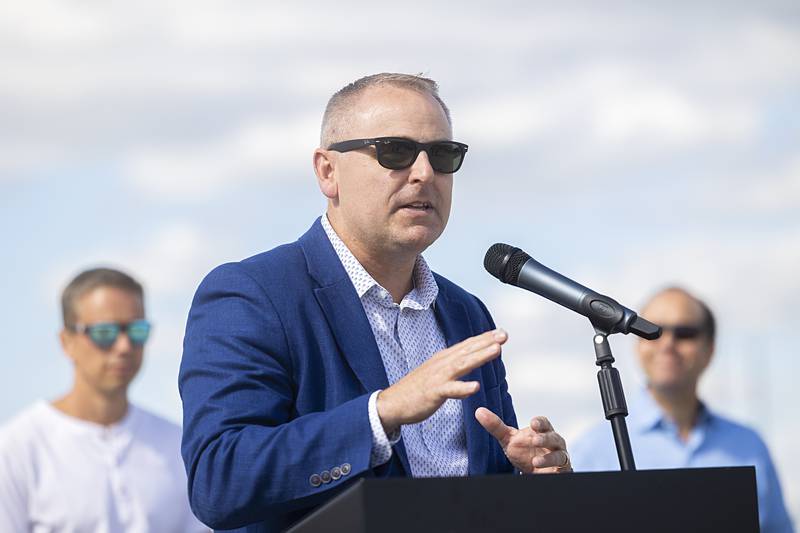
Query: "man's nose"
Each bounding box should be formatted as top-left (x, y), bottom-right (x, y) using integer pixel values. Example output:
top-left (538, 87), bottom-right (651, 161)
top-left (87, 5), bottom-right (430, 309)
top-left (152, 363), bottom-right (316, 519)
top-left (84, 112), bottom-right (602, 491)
top-left (408, 150), bottom-right (435, 182)
top-left (655, 329), bottom-right (678, 349)
top-left (112, 331), bottom-right (134, 352)
top-left (642, 328), bottom-right (673, 347)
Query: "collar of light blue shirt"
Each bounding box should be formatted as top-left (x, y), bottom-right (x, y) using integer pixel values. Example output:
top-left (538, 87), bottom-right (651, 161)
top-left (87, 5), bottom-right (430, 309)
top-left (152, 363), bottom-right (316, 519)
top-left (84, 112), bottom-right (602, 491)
top-left (320, 214), bottom-right (439, 310)
top-left (628, 387), bottom-right (714, 434)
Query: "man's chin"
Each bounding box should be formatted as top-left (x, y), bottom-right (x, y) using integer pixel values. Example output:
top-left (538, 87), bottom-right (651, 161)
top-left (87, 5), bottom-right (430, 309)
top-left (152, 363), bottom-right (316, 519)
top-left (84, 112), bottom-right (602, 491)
top-left (393, 227), bottom-right (443, 254)
top-left (648, 379), bottom-right (694, 396)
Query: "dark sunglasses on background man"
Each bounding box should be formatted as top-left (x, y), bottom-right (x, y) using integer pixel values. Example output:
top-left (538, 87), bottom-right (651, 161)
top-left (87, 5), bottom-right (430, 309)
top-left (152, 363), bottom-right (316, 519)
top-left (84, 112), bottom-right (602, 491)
top-left (327, 137), bottom-right (469, 173)
top-left (657, 324), bottom-right (706, 340)
top-left (70, 319), bottom-right (152, 349)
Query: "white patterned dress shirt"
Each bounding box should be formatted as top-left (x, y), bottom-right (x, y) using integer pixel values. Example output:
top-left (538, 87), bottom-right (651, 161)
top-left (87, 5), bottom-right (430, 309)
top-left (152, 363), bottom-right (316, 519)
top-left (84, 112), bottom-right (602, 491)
top-left (321, 215), bottom-right (469, 477)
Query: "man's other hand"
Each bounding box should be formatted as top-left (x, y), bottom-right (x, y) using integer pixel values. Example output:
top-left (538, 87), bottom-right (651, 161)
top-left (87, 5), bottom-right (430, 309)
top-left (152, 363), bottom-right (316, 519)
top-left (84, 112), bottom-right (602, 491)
top-left (475, 408), bottom-right (572, 474)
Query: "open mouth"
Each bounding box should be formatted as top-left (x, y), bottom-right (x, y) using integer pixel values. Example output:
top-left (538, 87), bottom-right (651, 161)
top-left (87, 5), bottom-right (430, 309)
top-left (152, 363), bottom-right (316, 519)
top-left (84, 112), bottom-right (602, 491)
top-left (401, 201), bottom-right (433, 211)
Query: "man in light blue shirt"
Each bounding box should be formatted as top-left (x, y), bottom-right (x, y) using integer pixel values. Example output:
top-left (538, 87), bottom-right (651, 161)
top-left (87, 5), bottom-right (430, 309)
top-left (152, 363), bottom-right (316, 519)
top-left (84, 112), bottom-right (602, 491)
top-left (571, 287), bottom-right (794, 533)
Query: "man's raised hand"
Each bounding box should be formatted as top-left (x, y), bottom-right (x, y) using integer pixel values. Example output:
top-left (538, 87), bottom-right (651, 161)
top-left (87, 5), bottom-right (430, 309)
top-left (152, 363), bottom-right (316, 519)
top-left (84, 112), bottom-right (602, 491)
top-left (376, 329), bottom-right (508, 434)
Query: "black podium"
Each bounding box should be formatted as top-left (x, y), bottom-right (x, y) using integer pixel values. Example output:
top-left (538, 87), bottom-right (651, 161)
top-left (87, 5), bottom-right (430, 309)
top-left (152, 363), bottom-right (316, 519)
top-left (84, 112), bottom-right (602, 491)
top-left (287, 467), bottom-right (758, 532)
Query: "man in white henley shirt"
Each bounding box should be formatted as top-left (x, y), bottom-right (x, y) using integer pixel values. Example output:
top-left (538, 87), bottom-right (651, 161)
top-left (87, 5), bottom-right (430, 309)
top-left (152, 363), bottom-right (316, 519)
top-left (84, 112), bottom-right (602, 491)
top-left (0, 267), bottom-right (207, 533)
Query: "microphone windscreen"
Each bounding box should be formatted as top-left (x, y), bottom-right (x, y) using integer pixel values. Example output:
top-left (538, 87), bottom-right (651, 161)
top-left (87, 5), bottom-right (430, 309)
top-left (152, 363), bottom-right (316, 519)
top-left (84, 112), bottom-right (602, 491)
top-left (484, 243), bottom-right (529, 284)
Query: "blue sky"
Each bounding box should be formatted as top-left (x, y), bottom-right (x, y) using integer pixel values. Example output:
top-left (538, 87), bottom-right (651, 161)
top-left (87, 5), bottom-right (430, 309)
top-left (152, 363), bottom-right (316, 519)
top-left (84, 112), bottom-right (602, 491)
top-left (1, 0), bottom-right (798, 521)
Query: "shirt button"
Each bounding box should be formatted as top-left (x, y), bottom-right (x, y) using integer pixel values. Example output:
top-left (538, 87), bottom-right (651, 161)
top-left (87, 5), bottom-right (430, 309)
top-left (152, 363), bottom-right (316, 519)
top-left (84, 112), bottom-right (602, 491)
top-left (320, 470), bottom-right (332, 484)
top-left (331, 466), bottom-right (342, 480)
top-left (309, 474), bottom-right (322, 487)
top-left (341, 463), bottom-right (351, 475)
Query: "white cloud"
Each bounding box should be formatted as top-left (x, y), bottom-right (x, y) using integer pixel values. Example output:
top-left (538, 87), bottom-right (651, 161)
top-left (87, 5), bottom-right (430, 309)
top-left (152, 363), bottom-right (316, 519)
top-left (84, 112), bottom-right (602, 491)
top-left (458, 63), bottom-right (759, 158)
top-left (0, 0), bottom-right (112, 47)
top-left (481, 226), bottom-right (799, 337)
top-left (42, 221), bottom-right (228, 304)
top-left (715, 157), bottom-right (800, 213)
top-left (123, 115), bottom-right (319, 199)
top-left (2, 2), bottom-right (796, 207)
top-left (598, 229), bottom-right (800, 331)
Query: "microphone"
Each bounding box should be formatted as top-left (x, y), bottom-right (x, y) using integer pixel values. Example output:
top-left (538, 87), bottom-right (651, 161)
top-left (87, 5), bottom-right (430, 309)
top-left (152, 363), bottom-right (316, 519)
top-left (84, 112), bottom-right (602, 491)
top-left (484, 243), bottom-right (660, 339)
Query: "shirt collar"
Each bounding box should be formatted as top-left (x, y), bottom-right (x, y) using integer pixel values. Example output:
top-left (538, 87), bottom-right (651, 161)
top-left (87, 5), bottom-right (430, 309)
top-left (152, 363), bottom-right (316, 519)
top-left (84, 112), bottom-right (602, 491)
top-left (629, 387), bottom-right (715, 433)
top-left (39, 400), bottom-right (138, 437)
top-left (320, 214), bottom-right (438, 309)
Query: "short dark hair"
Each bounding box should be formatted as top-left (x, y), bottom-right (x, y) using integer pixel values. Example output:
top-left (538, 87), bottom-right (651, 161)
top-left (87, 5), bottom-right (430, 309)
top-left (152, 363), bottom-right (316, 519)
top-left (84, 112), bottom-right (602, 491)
top-left (61, 267), bottom-right (144, 328)
top-left (646, 286), bottom-right (716, 343)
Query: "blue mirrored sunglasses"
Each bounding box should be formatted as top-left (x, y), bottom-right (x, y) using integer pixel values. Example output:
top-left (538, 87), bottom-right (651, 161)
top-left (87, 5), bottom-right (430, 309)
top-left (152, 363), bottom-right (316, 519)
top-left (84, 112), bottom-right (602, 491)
top-left (71, 319), bottom-right (152, 349)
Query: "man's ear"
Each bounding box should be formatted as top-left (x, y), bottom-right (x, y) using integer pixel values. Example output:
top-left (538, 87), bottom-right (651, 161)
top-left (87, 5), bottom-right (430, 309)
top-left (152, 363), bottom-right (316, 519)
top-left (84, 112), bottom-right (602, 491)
top-left (59, 329), bottom-right (77, 364)
top-left (313, 148), bottom-right (338, 200)
top-left (704, 340), bottom-right (715, 367)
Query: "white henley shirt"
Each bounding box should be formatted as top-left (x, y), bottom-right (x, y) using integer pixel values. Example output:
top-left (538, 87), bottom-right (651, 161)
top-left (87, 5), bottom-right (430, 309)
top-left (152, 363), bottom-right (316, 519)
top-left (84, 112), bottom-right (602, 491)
top-left (0, 401), bottom-right (208, 533)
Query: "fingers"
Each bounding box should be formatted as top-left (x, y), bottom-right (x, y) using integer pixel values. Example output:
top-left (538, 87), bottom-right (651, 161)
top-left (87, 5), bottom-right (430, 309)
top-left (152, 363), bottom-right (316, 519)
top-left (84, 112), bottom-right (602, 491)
top-left (532, 449), bottom-right (571, 471)
top-left (475, 407), bottom-right (513, 445)
top-left (529, 416), bottom-right (566, 451)
top-left (530, 416), bottom-right (553, 433)
top-left (457, 342), bottom-right (501, 374)
top-left (440, 380), bottom-right (480, 399)
top-left (454, 329), bottom-right (507, 358)
top-left (448, 329), bottom-right (507, 378)
top-left (527, 416), bottom-right (571, 474)
top-left (531, 429), bottom-right (567, 451)
top-left (376, 329), bottom-right (508, 430)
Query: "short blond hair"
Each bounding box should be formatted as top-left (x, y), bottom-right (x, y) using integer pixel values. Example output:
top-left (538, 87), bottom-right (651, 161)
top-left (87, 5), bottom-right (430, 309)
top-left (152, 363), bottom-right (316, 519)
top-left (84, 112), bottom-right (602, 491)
top-left (320, 72), bottom-right (452, 148)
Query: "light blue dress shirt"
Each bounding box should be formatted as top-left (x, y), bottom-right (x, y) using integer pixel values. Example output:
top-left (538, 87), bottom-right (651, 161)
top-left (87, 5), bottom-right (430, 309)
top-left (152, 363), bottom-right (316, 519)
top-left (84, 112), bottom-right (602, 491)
top-left (571, 389), bottom-right (794, 533)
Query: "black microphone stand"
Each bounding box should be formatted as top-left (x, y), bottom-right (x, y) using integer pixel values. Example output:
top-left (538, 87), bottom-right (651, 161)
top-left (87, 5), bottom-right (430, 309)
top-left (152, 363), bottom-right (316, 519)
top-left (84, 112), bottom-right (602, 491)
top-left (481, 242), bottom-right (661, 472)
top-left (591, 327), bottom-right (636, 471)
top-left (582, 297), bottom-right (660, 472)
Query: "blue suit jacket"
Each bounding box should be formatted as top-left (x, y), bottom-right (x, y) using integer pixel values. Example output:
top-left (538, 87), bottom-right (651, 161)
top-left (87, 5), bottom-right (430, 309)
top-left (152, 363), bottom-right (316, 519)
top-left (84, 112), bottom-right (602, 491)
top-left (179, 219), bottom-right (517, 532)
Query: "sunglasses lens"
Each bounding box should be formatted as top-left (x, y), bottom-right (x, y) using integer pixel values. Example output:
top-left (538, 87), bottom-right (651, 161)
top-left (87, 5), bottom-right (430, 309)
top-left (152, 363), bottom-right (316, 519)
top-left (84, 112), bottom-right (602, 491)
top-left (127, 320), bottom-right (151, 345)
top-left (429, 142), bottom-right (465, 173)
top-left (673, 326), bottom-right (701, 340)
top-left (376, 140), bottom-right (417, 169)
top-left (88, 324), bottom-right (120, 348)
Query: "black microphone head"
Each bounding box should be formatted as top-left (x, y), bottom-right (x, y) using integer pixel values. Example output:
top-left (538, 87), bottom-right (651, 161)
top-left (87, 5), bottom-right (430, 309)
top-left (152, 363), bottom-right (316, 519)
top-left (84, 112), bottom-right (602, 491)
top-left (484, 243), bottom-right (531, 284)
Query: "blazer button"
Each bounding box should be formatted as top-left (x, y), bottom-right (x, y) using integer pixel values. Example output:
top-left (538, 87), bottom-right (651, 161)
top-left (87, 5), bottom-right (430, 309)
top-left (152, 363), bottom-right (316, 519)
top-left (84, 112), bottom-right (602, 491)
top-left (341, 463), bottom-right (351, 475)
top-left (331, 466), bottom-right (342, 480)
top-left (320, 470), bottom-right (332, 484)
top-left (309, 474), bottom-right (322, 487)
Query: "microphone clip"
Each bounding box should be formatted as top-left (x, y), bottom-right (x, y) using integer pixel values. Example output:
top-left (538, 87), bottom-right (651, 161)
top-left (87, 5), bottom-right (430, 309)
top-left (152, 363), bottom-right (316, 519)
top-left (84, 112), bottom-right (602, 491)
top-left (581, 292), bottom-right (661, 340)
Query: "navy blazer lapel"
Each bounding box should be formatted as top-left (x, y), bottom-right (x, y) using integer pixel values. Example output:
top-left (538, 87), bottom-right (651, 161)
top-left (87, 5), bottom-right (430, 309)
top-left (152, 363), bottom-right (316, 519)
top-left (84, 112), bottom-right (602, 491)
top-left (314, 281), bottom-right (389, 393)
top-left (300, 219), bottom-right (412, 475)
top-left (300, 218), bottom-right (389, 394)
top-left (434, 282), bottom-right (491, 477)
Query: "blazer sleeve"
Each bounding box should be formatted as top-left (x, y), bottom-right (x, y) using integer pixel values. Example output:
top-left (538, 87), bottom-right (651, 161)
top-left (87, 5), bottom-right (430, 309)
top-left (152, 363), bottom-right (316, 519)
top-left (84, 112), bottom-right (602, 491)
top-left (179, 263), bottom-right (373, 530)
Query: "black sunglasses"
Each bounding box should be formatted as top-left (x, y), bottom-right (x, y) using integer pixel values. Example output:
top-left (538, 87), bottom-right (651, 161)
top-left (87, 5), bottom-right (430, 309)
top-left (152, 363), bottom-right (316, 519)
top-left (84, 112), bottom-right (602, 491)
top-left (71, 319), bottom-right (152, 349)
top-left (327, 137), bottom-right (469, 173)
top-left (658, 324), bottom-right (705, 340)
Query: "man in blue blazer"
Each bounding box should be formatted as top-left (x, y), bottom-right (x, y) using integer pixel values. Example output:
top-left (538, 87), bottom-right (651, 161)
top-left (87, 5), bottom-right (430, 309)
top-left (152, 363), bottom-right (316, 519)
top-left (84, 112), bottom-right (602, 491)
top-left (180, 73), bottom-right (572, 532)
